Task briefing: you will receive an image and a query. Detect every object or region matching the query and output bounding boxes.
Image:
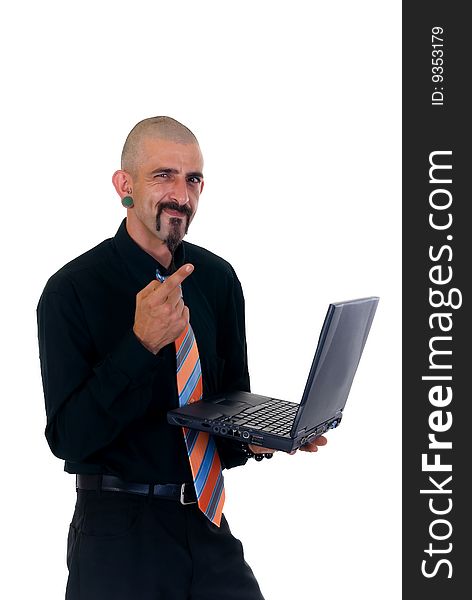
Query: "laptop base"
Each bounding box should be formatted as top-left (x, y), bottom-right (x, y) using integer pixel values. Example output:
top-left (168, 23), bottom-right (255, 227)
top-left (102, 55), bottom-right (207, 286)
top-left (167, 390), bottom-right (342, 452)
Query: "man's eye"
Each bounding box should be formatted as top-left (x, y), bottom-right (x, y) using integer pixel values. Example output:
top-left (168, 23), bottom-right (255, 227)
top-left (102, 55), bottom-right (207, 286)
top-left (155, 173), bottom-right (169, 179)
top-left (187, 176), bottom-right (202, 184)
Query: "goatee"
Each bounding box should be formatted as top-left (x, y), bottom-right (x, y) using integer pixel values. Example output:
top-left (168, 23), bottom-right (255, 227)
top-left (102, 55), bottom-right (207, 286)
top-left (155, 201), bottom-right (192, 257)
top-left (166, 218), bottom-right (185, 255)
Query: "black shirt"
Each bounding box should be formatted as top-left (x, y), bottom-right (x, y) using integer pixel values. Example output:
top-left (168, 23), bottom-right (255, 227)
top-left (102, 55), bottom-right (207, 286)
top-left (37, 219), bottom-right (250, 483)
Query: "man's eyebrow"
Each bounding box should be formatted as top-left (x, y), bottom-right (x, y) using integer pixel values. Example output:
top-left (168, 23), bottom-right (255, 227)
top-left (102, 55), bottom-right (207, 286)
top-left (187, 171), bottom-right (204, 179)
top-left (150, 167), bottom-right (204, 179)
top-left (149, 167), bottom-right (178, 176)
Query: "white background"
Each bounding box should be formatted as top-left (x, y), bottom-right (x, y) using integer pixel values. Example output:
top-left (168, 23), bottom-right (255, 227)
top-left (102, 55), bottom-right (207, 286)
top-left (1, 1), bottom-right (401, 598)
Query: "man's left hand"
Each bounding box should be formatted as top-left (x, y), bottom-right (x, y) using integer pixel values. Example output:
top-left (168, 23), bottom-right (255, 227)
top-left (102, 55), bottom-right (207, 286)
top-left (298, 434), bottom-right (328, 453)
top-left (248, 435), bottom-right (328, 457)
top-left (248, 444), bottom-right (276, 456)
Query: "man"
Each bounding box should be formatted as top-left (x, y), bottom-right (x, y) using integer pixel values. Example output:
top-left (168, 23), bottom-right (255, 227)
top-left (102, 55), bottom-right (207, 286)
top-left (37, 116), bottom-right (327, 599)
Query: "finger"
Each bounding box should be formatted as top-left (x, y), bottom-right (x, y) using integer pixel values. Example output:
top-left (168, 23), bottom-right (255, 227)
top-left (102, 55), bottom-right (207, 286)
top-left (300, 436), bottom-right (328, 452)
top-left (174, 306), bottom-right (190, 340)
top-left (159, 264), bottom-right (194, 297)
top-left (175, 297), bottom-right (185, 315)
top-left (299, 443), bottom-right (318, 452)
top-left (300, 435), bottom-right (328, 451)
top-left (248, 445), bottom-right (277, 454)
top-left (139, 278), bottom-right (162, 299)
top-left (166, 284), bottom-right (185, 308)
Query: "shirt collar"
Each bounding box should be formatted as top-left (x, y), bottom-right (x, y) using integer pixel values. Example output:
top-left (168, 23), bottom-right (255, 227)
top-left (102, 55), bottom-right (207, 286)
top-left (113, 218), bottom-right (186, 288)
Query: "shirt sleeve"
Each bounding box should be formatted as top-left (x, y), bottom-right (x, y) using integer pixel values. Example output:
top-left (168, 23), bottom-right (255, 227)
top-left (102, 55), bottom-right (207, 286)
top-left (214, 265), bottom-right (252, 469)
top-left (37, 287), bottom-right (160, 464)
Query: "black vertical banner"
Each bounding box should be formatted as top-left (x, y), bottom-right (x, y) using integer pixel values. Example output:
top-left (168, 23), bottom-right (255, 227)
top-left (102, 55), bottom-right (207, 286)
top-left (403, 3), bottom-right (470, 598)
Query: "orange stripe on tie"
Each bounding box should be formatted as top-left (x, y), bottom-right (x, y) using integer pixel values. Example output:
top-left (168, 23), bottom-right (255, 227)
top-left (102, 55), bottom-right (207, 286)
top-left (199, 453), bottom-right (223, 512)
top-left (187, 431), bottom-right (209, 477)
top-left (176, 349), bottom-right (198, 389)
top-left (175, 328), bottom-right (187, 348)
top-left (213, 488), bottom-right (226, 527)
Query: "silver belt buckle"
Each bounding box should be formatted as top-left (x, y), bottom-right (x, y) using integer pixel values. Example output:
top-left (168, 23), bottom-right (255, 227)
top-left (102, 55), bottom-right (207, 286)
top-left (180, 483), bottom-right (197, 505)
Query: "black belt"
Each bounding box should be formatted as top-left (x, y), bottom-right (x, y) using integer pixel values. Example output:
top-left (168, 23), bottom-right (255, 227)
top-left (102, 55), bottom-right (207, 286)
top-left (76, 474), bottom-right (197, 505)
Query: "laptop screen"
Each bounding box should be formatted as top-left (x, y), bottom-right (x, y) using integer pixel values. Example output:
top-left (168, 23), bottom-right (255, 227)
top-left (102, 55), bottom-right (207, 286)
top-left (290, 297), bottom-right (379, 437)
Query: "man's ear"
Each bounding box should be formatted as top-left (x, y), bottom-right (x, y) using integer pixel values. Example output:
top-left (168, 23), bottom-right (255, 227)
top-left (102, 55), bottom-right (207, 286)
top-left (112, 170), bottom-right (134, 198)
top-left (200, 180), bottom-right (204, 194)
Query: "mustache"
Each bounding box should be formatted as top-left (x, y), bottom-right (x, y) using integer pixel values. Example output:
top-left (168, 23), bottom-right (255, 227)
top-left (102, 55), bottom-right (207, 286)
top-left (157, 201), bottom-right (193, 219)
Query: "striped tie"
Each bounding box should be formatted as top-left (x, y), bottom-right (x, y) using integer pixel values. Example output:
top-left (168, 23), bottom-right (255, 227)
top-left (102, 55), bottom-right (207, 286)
top-left (156, 268), bottom-right (225, 526)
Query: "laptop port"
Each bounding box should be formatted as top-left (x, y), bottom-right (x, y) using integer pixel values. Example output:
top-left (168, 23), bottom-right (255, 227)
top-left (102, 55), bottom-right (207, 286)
top-left (213, 426), bottom-right (220, 433)
top-left (220, 427), bottom-right (228, 435)
top-left (242, 431), bottom-right (250, 439)
top-left (250, 435), bottom-right (264, 446)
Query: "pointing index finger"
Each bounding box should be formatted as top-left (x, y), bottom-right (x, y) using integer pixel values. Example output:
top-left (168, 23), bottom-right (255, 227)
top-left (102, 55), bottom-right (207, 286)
top-left (160, 263), bottom-right (194, 295)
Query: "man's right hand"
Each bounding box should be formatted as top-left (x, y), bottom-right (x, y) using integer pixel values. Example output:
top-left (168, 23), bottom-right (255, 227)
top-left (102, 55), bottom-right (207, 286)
top-left (133, 264), bottom-right (194, 354)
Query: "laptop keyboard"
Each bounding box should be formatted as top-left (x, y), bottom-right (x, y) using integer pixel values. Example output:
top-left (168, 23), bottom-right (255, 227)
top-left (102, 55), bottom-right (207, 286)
top-left (219, 399), bottom-right (299, 436)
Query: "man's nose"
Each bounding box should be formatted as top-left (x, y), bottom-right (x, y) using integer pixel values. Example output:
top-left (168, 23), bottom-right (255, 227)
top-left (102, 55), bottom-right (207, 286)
top-left (170, 177), bottom-right (189, 206)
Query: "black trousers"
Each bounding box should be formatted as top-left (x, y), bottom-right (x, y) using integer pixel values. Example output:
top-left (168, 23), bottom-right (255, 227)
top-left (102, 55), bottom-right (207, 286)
top-left (66, 489), bottom-right (265, 600)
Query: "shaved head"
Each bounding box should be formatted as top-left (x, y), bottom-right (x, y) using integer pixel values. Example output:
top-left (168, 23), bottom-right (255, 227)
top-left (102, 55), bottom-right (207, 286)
top-left (121, 116), bottom-right (200, 177)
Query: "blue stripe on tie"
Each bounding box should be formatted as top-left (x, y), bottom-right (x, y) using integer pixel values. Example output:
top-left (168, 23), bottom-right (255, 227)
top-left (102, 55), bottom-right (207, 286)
top-left (177, 336), bottom-right (193, 373)
top-left (176, 329), bottom-right (193, 371)
top-left (179, 359), bottom-right (202, 406)
top-left (185, 428), bottom-right (199, 455)
top-left (179, 361), bottom-right (201, 407)
top-left (194, 441), bottom-right (215, 497)
top-left (176, 327), bottom-right (191, 359)
top-left (206, 471), bottom-right (224, 521)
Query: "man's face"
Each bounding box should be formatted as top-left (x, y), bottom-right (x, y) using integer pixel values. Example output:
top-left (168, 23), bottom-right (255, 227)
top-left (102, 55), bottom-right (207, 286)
top-left (129, 137), bottom-right (204, 252)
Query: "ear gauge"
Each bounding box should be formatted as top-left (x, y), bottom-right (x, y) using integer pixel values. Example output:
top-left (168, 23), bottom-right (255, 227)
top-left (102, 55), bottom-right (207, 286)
top-left (121, 196), bottom-right (134, 208)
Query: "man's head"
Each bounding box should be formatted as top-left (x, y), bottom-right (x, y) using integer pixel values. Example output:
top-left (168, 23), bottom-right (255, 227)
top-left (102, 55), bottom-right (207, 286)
top-left (112, 116), bottom-right (204, 256)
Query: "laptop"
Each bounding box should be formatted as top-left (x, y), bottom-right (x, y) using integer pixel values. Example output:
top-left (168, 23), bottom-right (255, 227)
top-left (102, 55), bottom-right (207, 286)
top-left (167, 296), bottom-right (379, 452)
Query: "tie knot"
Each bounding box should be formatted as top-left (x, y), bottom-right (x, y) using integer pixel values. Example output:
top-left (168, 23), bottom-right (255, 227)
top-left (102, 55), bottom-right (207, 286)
top-left (156, 268), bottom-right (167, 283)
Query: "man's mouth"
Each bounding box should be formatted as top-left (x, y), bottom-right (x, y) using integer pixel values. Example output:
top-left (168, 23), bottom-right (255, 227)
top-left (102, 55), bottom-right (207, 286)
top-left (157, 202), bottom-right (192, 219)
top-left (156, 202), bottom-right (192, 234)
top-left (163, 208), bottom-right (186, 218)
